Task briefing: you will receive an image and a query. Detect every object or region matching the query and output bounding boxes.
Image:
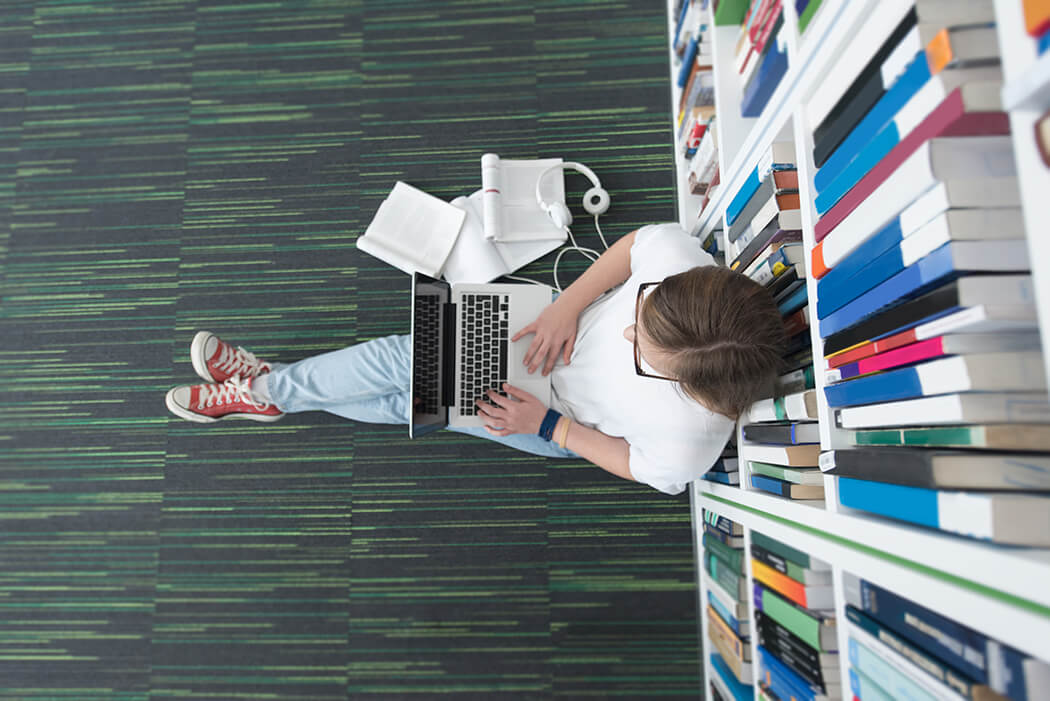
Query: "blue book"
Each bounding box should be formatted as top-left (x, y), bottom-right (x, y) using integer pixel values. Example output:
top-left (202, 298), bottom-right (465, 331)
top-left (845, 572), bottom-right (1031, 700)
top-left (814, 52), bottom-right (930, 194)
top-left (777, 284), bottom-right (807, 316)
top-left (815, 219), bottom-right (904, 316)
top-left (672, 0), bottom-right (691, 47)
top-left (726, 169), bottom-right (762, 226)
top-left (703, 470), bottom-right (739, 485)
top-left (819, 243), bottom-right (975, 338)
top-left (710, 653), bottom-right (752, 701)
top-left (849, 635), bottom-right (940, 701)
top-left (741, 29), bottom-right (788, 118)
top-left (757, 646), bottom-right (822, 701)
top-left (850, 668), bottom-right (894, 701)
top-left (677, 36), bottom-right (699, 88)
top-left (708, 591), bottom-right (746, 637)
top-left (1040, 29), bottom-right (1050, 55)
top-left (815, 108), bottom-right (903, 214)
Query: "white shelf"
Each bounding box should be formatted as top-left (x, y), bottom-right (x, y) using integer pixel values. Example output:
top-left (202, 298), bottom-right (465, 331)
top-left (1003, 48), bottom-right (1050, 112)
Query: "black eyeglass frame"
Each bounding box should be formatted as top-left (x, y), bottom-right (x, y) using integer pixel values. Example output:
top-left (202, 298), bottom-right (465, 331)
top-left (633, 281), bottom-right (676, 381)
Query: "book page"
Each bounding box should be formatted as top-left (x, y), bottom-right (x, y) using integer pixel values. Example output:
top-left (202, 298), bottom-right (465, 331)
top-left (442, 193), bottom-right (512, 284)
top-left (496, 158), bottom-right (568, 242)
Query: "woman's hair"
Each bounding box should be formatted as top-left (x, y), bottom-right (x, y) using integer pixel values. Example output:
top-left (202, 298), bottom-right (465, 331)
top-left (640, 265), bottom-right (788, 419)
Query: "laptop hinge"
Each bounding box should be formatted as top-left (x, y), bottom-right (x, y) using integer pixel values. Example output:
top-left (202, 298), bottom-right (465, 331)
top-left (441, 301), bottom-right (456, 407)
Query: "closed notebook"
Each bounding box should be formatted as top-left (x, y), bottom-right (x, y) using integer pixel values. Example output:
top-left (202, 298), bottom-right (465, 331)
top-left (820, 448), bottom-right (1050, 490)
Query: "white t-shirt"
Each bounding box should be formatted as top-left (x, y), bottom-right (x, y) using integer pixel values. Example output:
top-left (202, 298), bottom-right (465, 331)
top-left (549, 222), bottom-right (736, 495)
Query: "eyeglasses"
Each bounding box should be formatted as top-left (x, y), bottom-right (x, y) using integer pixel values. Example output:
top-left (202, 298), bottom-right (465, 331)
top-left (634, 282), bottom-right (676, 381)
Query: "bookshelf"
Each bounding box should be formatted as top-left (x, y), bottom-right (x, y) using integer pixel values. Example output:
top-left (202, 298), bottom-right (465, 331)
top-left (668, 0), bottom-right (1050, 698)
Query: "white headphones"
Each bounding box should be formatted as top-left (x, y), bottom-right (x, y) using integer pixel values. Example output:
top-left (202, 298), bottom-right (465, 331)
top-left (535, 161), bottom-right (611, 230)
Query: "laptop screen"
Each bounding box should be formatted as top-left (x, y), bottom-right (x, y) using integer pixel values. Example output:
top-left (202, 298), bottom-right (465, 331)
top-left (410, 273), bottom-right (451, 438)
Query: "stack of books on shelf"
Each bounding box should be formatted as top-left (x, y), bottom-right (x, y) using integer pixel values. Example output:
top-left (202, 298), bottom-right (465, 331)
top-left (703, 439), bottom-right (741, 485)
top-left (723, 141), bottom-right (799, 272)
top-left (844, 572), bottom-right (1050, 700)
top-left (803, 0), bottom-right (1050, 545)
top-left (703, 509), bottom-right (753, 700)
top-left (1026, 0), bottom-right (1050, 55)
top-left (674, 1), bottom-right (717, 160)
top-left (730, 0), bottom-right (789, 118)
top-left (752, 531), bottom-right (839, 701)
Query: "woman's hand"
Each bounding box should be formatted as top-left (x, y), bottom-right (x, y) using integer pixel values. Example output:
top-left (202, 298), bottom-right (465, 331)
top-left (475, 384), bottom-right (548, 436)
top-left (512, 297), bottom-right (579, 376)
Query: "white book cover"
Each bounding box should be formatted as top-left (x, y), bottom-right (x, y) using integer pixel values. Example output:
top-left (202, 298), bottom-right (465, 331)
top-left (937, 491), bottom-right (1050, 545)
top-left (480, 154), bottom-right (567, 243)
top-left (748, 389), bottom-right (817, 422)
top-left (910, 304), bottom-right (1037, 339)
top-left (900, 237), bottom-right (1030, 272)
top-left (820, 136), bottom-right (1017, 271)
top-left (744, 443), bottom-right (821, 466)
top-left (442, 191), bottom-right (565, 285)
top-left (356, 181), bottom-right (467, 277)
top-left (897, 180), bottom-right (1021, 235)
top-left (836, 392), bottom-right (1050, 429)
top-left (911, 351), bottom-right (1046, 395)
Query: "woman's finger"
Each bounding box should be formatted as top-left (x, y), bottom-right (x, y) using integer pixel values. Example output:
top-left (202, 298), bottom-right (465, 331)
top-left (563, 334), bottom-right (576, 364)
top-left (484, 390), bottom-right (514, 408)
top-left (527, 342), bottom-right (550, 373)
top-left (502, 383), bottom-right (536, 403)
top-left (522, 336), bottom-right (544, 368)
top-left (511, 322), bottom-right (535, 343)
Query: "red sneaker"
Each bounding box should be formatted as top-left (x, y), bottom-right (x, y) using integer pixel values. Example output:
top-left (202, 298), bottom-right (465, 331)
top-left (165, 375), bottom-right (283, 423)
top-left (191, 331), bottom-right (272, 383)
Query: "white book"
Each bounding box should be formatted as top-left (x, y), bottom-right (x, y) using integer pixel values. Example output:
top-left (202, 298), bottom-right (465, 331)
top-left (898, 234), bottom-right (1028, 274)
top-left (846, 624), bottom-right (967, 701)
top-left (937, 492), bottom-right (1050, 545)
top-left (480, 154), bottom-right (567, 243)
top-left (805, 0), bottom-right (996, 131)
top-left (900, 208), bottom-right (1025, 254)
top-left (732, 205), bottom-right (802, 259)
top-left (904, 303), bottom-right (1037, 339)
top-left (897, 181), bottom-right (1021, 236)
top-left (836, 392), bottom-right (1050, 429)
top-left (748, 389), bottom-right (818, 423)
top-left (442, 191), bottom-right (566, 285)
top-left (705, 571), bottom-right (748, 620)
top-left (818, 136), bottom-right (1017, 273)
top-left (356, 181), bottom-right (467, 277)
top-left (744, 443), bottom-right (821, 467)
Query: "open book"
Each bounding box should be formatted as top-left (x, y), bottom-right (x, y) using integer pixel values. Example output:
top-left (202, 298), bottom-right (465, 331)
top-left (355, 181), bottom-right (466, 277)
top-left (442, 190), bottom-right (566, 284)
top-left (480, 154), bottom-right (568, 242)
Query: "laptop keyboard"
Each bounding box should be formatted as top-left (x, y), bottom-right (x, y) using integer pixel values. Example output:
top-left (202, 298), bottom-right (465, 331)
top-left (459, 293), bottom-right (510, 416)
top-left (413, 294), bottom-right (442, 416)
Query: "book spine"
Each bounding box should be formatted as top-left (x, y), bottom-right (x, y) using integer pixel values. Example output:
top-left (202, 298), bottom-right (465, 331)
top-left (751, 558), bottom-right (808, 608)
top-left (849, 635), bottom-right (942, 701)
top-left (709, 591), bottom-right (747, 637)
top-left (755, 583), bottom-right (829, 652)
top-left (709, 604), bottom-right (750, 662)
top-left (751, 530), bottom-right (814, 569)
top-left (704, 532), bottom-right (744, 571)
top-left (751, 543), bottom-right (791, 576)
top-left (707, 551), bottom-right (744, 598)
top-left (756, 611), bottom-right (831, 690)
top-left (757, 645), bottom-right (821, 699)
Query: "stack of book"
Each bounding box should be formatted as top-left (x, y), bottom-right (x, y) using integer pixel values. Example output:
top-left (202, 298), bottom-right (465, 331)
top-left (703, 439), bottom-right (741, 486)
top-left (752, 531), bottom-right (839, 700)
top-left (689, 116), bottom-right (719, 196)
top-left (805, 1), bottom-right (1050, 544)
top-left (741, 420), bottom-right (822, 500)
top-left (844, 572), bottom-right (1050, 699)
top-left (1025, 0), bottom-right (1050, 55)
top-left (723, 141), bottom-right (799, 271)
top-left (732, 0), bottom-right (789, 118)
top-left (703, 509), bottom-right (753, 700)
top-left (674, 1), bottom-right (716, 160)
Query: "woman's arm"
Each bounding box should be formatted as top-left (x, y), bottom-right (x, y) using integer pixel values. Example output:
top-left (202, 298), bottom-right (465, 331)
top-left (513, 230), bottom-right (637, 375)
top-left (561, 420), bottom-right (635, 482)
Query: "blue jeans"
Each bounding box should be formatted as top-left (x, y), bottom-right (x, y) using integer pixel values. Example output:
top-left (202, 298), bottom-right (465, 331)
top-left (262, 334), bottom-right (580, 459)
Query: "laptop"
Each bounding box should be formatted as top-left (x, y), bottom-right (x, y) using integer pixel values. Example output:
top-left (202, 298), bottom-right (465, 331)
top-left (410, 272), bottom-right (553, 437)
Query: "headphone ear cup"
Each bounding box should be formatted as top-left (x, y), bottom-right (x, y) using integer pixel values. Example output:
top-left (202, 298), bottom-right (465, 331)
top-left (546, 202), bottom-right (573, 230)
top-left (582, 187), bottom-right (610, 216)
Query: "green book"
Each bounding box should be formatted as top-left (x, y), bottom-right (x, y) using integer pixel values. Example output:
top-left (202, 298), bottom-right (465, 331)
top-left (706, 551), bottom-right (744, 599)
top-left (748, 460), bottom-right (823, 486)
top-left (756, 584), bottom-right (837, 652)
top-left (849, 424), bottom-right (1050, 452)
top-left (798, 0), bottom-right (824, 34)
top-left (713, 0), bottom-right (749, 26)
top-left (750, 530), bottom-right (829, 572)
top-left (703, 532), bottom-right (744, 572)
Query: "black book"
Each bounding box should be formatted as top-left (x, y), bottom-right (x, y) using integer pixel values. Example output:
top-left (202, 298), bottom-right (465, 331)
top-left (821, 448), bottom-right (1050, 491)
top-left (766, 265), bottom-right (802, 298)
top-left (756, 610), bottom-right (836, 692)
top-left (783, 328), bottom-right (810, 357)
top-left (727, 175), bottom-right (799, 243)
top-left (730, 223), bottom-right (802, 272)
top-left (773, 278), bottom-right (806, 305)
top-left (822, 279), bottom-right (966, 356)
top-left (782, 347), bottom-right (813, 374)
top-left (812, 8), bottom-right (917, 166)
top-left (742, 421), bottom-right (820, 445)
top-left (751, 543), bottom-right (793, 577)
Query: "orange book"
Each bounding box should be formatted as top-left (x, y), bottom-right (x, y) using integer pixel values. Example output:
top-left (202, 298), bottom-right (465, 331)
top-left (750, 558), bottom-right (833, 610)
top-left (1024, 0), bottom-right (1050, 37)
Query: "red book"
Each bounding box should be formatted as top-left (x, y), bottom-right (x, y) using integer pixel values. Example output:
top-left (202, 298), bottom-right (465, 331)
top-left (810, 87), bottom-right (1009, 267)
top-left (825, 326), bottom-right (920, 368)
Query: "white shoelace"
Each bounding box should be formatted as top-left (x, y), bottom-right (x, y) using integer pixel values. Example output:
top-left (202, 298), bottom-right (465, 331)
top-left (215, 343), bottom-right (269, 377)
top-left (196, 375), bottom-right (270, 412)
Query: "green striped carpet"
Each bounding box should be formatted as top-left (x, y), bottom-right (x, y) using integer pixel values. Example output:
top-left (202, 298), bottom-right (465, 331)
top-left (0, 1), bottom-right (702, 698)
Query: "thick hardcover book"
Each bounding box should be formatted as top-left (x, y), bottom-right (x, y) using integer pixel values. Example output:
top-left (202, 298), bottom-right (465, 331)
top-left (748, 389), bottom-right (818, 422)
top-left (751, 543), bottom-right (832, 584)
top-left (826, 331), bottom-right (1040, 382)
top-left (818, 244), bottom-right (1030, 338)
top-left (777, 285), bottom-right (808, 316)
top-left (835, 391), bottom-right (1050, 429)
top-left (704, 524), bottom-right (745, 549)
top-left (707, 570), bottom-right (749, 620)
top-left (822, 351), bottom-right (1046, 408)
top-left (849, 423), bottom-right (1050, 452)
top-left (821, 448), bottom-right (1050, 490)
top-left (742, 422), bottom-right (820, 445)
top-left (703, 470), bottom-right (740, 485)
top-left (744, 442), bottom-right (821, 466)
top-left (810, 7), bottom-right (918, 163)
top-left (837, 476), bottom-right (1050, 546)
top-left (813, 134), bottom-right (1017, 276)
top-left (817, 216), bottom-right (1026, 320)
top-left (751, 531), bottom-right (829, 572)
top-left (816, 79), bottom-right (1004, 215)
top-left (749, 461), bottom-right (823, 486)
top-left (709, 604), bottom-right (751, 661)
top-left (846, 605), bottom-right (987, 700)
top-left (751, 473), bottom-right (824, 499)
top-left (756, 610), bottom-right (837, 693)
top-left (843, 572), bottom-right (1031, 698)
top-left (754, 585), bottom-right (840, 652)
top-left (774, 365), bottom-right (815, 395)
top-left (704, 532), bottom-right (744, 572)
top-left (757, 646), bottom-right (838, 701)
top-left (822, 276), bottom-right (1034, 356)
top-left (751, 558), bottom-right (834, 610)
top-left (707, 551), bottom-right (747, 599)
top-left (773, 276), bottom-right (806, 306)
